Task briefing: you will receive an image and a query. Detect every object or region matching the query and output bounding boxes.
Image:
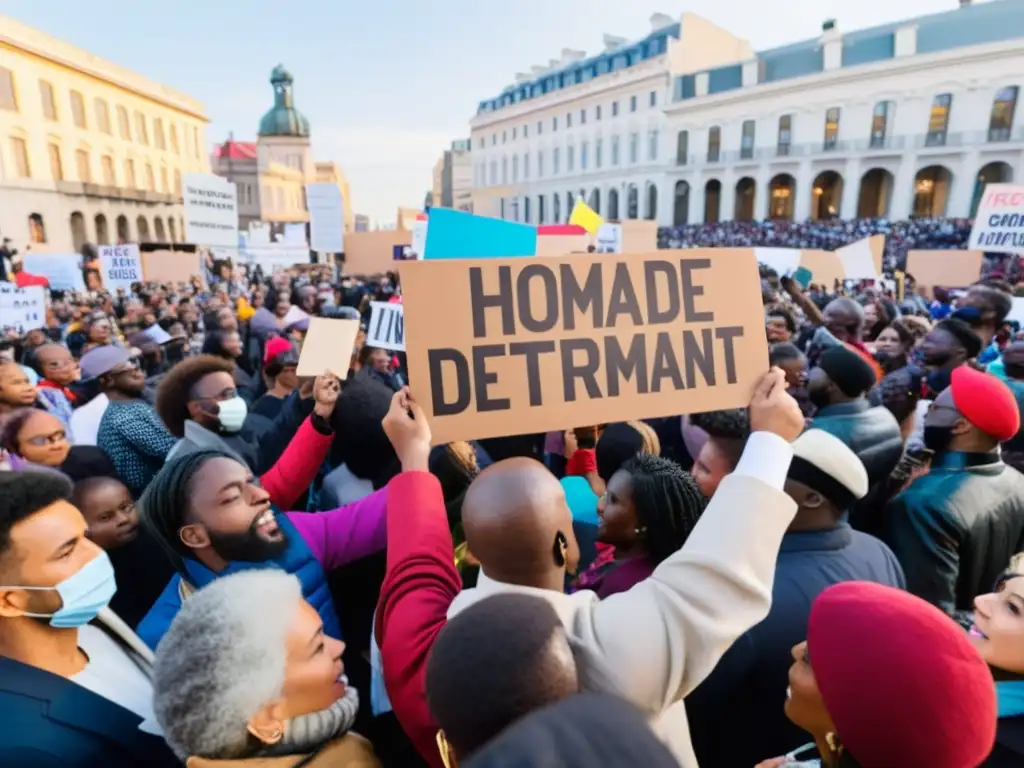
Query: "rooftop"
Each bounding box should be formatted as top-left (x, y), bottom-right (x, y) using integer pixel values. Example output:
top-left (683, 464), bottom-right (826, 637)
top-left (674, 0), bottom-right (1024, 101)
top-left (213, 140), bottom-right (258, 160)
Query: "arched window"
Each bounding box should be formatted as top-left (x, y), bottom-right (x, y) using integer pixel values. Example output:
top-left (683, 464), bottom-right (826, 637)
top-left (94, 214), bottom-right (109, 245)
top-left (989, 86), bottom-right (1019, 142)
top-left (28, 213), bottom-right (46, 244)
top-left (675, 130), bottom-right (689, 165)
top-left (645, 183), bottom-right (658, 220)
top-left (673, 181), bottom-right (690, 226)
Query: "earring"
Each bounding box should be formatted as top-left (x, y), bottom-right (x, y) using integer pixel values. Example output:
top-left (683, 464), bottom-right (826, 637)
top-left (436, 730), bottom-right (455, 768)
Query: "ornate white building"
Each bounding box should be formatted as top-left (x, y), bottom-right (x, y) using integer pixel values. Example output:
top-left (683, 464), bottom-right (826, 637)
top-left (470, 0), bottom-right (1024, 228)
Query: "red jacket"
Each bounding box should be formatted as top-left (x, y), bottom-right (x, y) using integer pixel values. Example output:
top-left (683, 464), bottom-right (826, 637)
top-left (374, 472), bottom-right (460, 768)
top-left (261, 415), bottom-right (333, 510)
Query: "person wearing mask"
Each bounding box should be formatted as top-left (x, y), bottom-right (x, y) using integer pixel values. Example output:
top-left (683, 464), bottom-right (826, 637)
top-left (252, 337), bottom-right (299, 421)
top-left (918, 317), bottom-right (982, 395)
top-left (0, 471), bottom-right (180, 766)
top-left (957, 282), bottom-right (1013, 363)
top-left (202, 329), bottom-right (260, 404)
top-left (152, 571), bottom-right (373, 766)
top-left (0, 408), bottom-right (114, 481)
top-left (157, 354), bottom-right (323, 477)
top-left (760, 582), bottom-right (995, 768)
top-left (689, 408), bottom-right (749, 498)
top-left (94, 347), bottom-right (177, 497)
top-left (872, 319), bottom-right (914, 374)
top-left (135, 447), bottom-right (388, 650)
top-left (808, 345), bottom-right (902, 494)
top-left (884, 366), bottom-right (1024, 614)
top-left (72, 476), bottom-right (174, 629)
top-left (572, 455), bottom-right (707, 598)
top-left (426, 594), bottom-right (584, 766)
top-left (687, 430), bottom-right (905, 768)
top-left (966, 566), bottom-right (1024, 765)
top-left (376, 370), bottom-right (806, 768)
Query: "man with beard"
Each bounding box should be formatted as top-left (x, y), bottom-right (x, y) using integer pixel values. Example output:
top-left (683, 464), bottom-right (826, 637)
top-left (134, 449), bottom-right (389, 651)
top-left (883, 366), bottom-right (1024, 615)
top-left (808, 346), bottom-right (902, 495)
top-left (953, 282), bottom-right (1013, 363)
top-left (0, 470), bottom-right (180, 766)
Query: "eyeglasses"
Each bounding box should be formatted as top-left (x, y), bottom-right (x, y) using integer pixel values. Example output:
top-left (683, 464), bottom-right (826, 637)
top-left (24, 429), bottom-right (67, 447)
top-left (108, 360), bottom-right (140, 376)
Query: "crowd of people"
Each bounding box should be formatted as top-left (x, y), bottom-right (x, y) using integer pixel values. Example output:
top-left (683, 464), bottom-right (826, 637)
top-left (0, 228), bottom-right (1021, 767)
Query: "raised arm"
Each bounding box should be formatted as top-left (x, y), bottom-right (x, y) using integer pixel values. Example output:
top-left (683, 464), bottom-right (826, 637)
top-left (577, 369), bottom-right (803, 713)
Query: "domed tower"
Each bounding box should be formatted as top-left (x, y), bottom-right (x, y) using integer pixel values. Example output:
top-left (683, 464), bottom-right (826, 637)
top-left (256, 64), bottom-right (313, 183)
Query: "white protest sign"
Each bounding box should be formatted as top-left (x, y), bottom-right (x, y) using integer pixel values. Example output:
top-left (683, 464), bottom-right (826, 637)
top-left (99, 244), bottom-right (142, 293)
top-left (410, 217), bottom-right (428, 260)
top-left (836, 237), bottom-right (880, 280)
top-left (595, 223), bottom-right (622, 253)
top-left (183, 173), bottom-right (239, 248)
top-left (366, 301), bottom-right (405, 351)
top-left (0, 283), bottom-right (45, 334)
top-left (306, 183), bottom-right (345, 253)
top-left (22, 253), bottom-right (84, 292)
top-left (970, 183), bottom-right (1024, 255)
top-left (754, 248), bottom-right (802, 276)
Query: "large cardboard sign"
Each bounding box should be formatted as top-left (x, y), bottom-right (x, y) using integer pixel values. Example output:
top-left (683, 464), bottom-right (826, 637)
top-left (969, 183), bottom-right (1024, 254)
top-left (142, 250), bottom-right (204, 286)
top-left (400, 250), bottom-right (768, 444)
top-left (183, 173), bottom-right (239, 248)
top-left (905, 250), bottom-right (983, 288)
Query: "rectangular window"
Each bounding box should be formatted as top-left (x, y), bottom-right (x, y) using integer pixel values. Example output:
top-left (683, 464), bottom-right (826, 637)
top-left (512, 155), bottom-right (518, 183)
top-left (11, 137), bottom-right (30, 177)
top-left (135, 112), bottom-right (149, 145)
top-left (630, 95), bottom-right (637, 113)
top-left (192, 126), bottom-right (200, 158)
top-left (611, 136), bottom-right (620, 165)
top-left (117, 106), bottom-right (131, 140)
top-left (523, 152), bottom-right (529, 179)
top-left (676, 130), bottom-right (688, 165)
top-left (741, 119), bottom-right (755, 159)
top-left (611, 101), bottom-right (619, 117)
top-left (926, 94), bottom-right (952, 146)
top-left (95, 99), bottom-right (111, 134)
top-left (707, 127), bottom-right (721, 162)
top-left (871, 101), bottom-right (894, 148)
top-left (777, 114), bottom-right (792, 156)
top-left (160, 166), bottom-right (169, 192)
top-left (70, 91), bottom-right (86, 128)
top-left (101, 155), bottom-right (115, 185)
top-left (567, 145), bottom-right (575, 172)
top-left (596, 104), bottom-right (602, 121)
top-left (48, 143), bottom-right (63, 180)
top-left (154, 118), bottom-right (166, 150)
top-left (170, 124), bottom-right (179, 153)
top-left (489, 160), bottom-right (496, 184)
top-left (524, 124), bottom-right (529, 139)
top-left (648, 130), bottom-right (658, 161)
top-left (124, 159), bottom-right (136, 188)
top-left (823, 107), bottom-right (840, 150)
top-left (581, 141), bottom-right (589, 170)
top-left (502, 157), bottom-right (508, 184)
top-left (537, 151), bottom-right (544, 177)
top-left (567, 112), bottom-right (573, 128)
top-left (537, 120), bottom-right (543, 135)
top-left (145, 164), bottom-right (155, 191)
top-left (596, 138), bottom-right (603, 168)
top-left (513, 127), bottom-right (517, 140)
top-left (75, 149), bottom-right (91, 182)
top-left (989, 86), bottom-right (1019, 142)
top-left (649, 90), bottom-right (657, 107)
top-left (629, 133), bottom-right (638, 164)
top-left (39, 80), bottom-right (57, 121)
top-left (553, 147), bottom-right (560, 174)
top-left (0, 67), bottom-right (17, 111)
top-left (491, 134), bottom-right (496, 146)
top-left (580, 108), bottom-right (586, 125)
top-left (553, 116), bottom-right (558, 131)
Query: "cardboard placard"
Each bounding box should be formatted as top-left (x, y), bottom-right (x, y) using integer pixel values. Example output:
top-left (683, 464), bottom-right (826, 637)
top-left (535, 233), bottom-right (590, 256)
top-left (142, 250), bottom-right (204, 286)
top-left (905, 250), bottom-right (983, 289)
top-left (296, 317), bottom-right (361, 379)
top-left (400, 250), bottom-right (768, 444)
top-left (366, 301), bottom-right (405, 351)
top-left (969, 183), bottom-right (1024, 255)
top-left (22, 253), bottom-right (84, 292)
top-left (423, 208), bottom-right (537, 260)
top-left (99, 244), bottom-right (142, 293)
top-left (619, 220), bottom-right (658, 254)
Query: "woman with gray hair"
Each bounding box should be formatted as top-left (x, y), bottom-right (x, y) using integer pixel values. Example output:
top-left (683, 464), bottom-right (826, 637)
top-left (153, 570), bottom-right (379, 766)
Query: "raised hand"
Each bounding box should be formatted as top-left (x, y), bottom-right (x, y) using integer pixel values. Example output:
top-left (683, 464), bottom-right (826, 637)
top-left (749, 367), bottom-right (804, 443)
top-left (382, 387), bottom-right (432, 473)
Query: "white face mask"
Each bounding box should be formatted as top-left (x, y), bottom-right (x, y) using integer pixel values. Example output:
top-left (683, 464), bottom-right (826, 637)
top-left (216, 396), bottom-right (248, 433)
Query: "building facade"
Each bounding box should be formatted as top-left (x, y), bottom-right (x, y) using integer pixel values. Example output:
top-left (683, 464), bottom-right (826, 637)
top-left (440, 139), bottom-right (473, 211)
top-left (353, 213), bottom-right (369, 232)
top-left (314, 161), bottom-right (355, 233)
top-left (469, 0), bottom-right (1024, 228)
top-left (0, 14), bottom-right (210, 253)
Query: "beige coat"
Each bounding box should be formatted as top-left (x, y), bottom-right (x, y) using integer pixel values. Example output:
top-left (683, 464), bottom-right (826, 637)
top-left (447, 472), bottom-right (797, 768)
top-left (186, 733), bottom-right (380, 768)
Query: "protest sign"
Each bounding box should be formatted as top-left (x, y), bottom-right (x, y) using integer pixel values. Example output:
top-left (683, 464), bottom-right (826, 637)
top-left (142, 250), bottom-right (204, 286)
top-left (400, 250), bottom-right (768, 444)
top-left (0, 283), bottom-right (45, 334)
top-left (296, 317), bottom-right (361, 379)
top-left (536, 225), bottom-right (589, 257)
top-left (969, 183), bottom-right (1024, 254)
top-left (423, 208), bottom-right (537, 260)
top-left (836, 236), bottom-right (882, 280)
top-left (410, 215), bottom-right (428, 259)
top-left (306, 183), bottom-right (345, 253)
top-left (366, 301), bottom-right (405, 351)
top-left (22, 253), bottom-right (84, 292)
top-left (99, 244), bottom-right (142, 293)
top-left (620, 220), bottom-right (658, 253)
top-left (905, 250), bottom-right (983, 288)
top-left (596, 223), bottom-right (623, 254)
top-left (183, 173), bottom-right (239, 248)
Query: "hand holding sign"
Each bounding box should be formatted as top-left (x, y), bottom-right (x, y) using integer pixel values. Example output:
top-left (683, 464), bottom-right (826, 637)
top-left (313, 371), bottom-right (342, 418)
top-left (749, 367), bottom-right (804, 443)
top-left (383, 387), bottom-right (431, 473)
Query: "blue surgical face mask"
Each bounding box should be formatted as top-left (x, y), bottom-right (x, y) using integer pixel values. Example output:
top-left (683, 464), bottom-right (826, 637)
top-left (1, 551), bottom-right (117, 628)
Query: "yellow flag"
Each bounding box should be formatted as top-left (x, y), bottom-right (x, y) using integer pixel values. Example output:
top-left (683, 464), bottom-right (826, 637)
top-left (569, 199), bottom-right (604, 235)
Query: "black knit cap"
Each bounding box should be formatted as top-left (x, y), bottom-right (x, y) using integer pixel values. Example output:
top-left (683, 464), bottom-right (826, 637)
top-left (817, 346), bottom-right (877, 398)
top-left (934, 318), bottom-right (983, 360)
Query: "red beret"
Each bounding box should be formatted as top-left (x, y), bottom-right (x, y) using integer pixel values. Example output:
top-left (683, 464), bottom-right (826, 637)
top-left (950, 366), bottom-right (1021, 442)
top-left (808, 582), bottom-right (996, 768)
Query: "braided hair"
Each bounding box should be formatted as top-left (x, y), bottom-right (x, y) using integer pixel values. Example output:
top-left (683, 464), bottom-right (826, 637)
top-left (139, 449), bottom-right (234, 575)
top-left (622, 454), bottom-right (707, 565)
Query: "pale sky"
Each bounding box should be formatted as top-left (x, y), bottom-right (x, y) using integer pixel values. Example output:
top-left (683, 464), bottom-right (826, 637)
top-left (5, 0), bottom-right (969, 225)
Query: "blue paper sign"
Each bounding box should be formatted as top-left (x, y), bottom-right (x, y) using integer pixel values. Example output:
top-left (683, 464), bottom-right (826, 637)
top-left (422, 208), bottom-right (537, 260)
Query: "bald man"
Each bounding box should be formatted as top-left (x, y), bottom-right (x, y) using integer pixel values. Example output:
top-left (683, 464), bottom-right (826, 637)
top-left (822, 297), bottom-right (865, 345)
top-left (375, 372), bottom-right (807, 768)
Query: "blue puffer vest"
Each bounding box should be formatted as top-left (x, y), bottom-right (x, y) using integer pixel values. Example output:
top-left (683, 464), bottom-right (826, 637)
top-left (136, 512), bottom-right (341, 650)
